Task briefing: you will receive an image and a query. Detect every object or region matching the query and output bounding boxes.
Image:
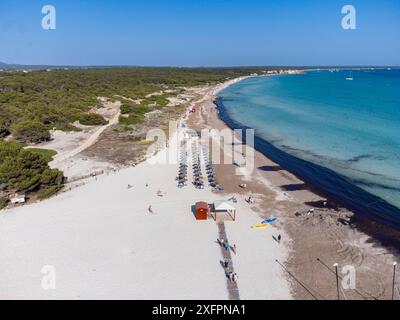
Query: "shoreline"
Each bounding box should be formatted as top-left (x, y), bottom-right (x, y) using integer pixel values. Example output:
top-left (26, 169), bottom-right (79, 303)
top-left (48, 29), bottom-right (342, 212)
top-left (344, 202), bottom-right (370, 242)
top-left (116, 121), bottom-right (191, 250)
top-left (187, 76), bottom-right (399, 299)
top-left (215, 75), bottom-right (400, 229)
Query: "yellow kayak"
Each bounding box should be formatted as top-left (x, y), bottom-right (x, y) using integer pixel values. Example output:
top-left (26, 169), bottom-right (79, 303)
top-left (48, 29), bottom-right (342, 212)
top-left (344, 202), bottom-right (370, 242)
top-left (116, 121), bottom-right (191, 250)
top-left (251, 223), bottom-right (268, 229)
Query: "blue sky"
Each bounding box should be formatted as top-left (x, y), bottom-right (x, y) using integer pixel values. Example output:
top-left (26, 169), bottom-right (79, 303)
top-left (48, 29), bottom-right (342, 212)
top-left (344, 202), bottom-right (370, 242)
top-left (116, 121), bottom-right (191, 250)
top-left (0, 0), bottom-right (399, 66)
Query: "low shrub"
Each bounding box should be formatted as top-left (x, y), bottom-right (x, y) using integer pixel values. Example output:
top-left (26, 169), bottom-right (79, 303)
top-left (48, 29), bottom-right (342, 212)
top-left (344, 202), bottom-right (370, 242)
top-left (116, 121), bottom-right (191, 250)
top-left (0, 196), bottom-right (8, 209)
top-left (36, 185), bottom-right (63, 200)
top-left (11, 120), bottom-right (51, 143)
top-left (78, 113), bottom-right (108, 126)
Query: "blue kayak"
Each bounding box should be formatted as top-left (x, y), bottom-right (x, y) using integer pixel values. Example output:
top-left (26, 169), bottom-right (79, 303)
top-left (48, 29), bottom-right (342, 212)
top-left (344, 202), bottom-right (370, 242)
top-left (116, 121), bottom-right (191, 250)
top-left (261, 218), bottom-right (278, 224)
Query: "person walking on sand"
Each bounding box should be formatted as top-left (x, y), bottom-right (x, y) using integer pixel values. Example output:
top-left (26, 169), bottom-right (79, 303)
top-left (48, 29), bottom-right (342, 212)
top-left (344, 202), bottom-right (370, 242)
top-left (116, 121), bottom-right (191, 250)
top-left (277, 234), bottom-right (282, 243)
top-left (148, 205), bottom-right (153, 214)
top-left (223, 259), bottom-right (229, 269)
top-left (232, 244), bottom-right (237, 255)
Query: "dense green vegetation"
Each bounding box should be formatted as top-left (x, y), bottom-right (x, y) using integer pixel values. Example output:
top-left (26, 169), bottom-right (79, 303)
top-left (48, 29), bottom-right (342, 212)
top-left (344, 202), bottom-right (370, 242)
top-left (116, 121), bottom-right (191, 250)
top-left (0, 67), bottom-right (269, 204)
top-left (0, 67), bottom-right (267, 141)
top-left (0, 140), bottom-right (64, 201)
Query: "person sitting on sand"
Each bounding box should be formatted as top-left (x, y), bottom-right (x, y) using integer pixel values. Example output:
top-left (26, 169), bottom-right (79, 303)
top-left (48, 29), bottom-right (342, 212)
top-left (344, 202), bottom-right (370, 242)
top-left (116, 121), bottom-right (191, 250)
top-left (228, 272), bottom-right (238, 283)
top-left (223, 259), bottom-right (229, 269)
top-left (245, 196), bottom-right (254, 204)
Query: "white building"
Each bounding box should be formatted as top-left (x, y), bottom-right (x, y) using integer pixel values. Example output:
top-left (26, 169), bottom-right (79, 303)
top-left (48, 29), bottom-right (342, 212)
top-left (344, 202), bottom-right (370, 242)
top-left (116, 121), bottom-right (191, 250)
top-left (11, 195), bottom-right (26, 204)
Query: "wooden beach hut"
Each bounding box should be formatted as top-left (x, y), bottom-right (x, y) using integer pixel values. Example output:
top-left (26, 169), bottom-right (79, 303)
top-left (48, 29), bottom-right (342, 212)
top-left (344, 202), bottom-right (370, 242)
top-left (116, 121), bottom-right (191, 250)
top-left (195, 201), bottom-right (210, 220)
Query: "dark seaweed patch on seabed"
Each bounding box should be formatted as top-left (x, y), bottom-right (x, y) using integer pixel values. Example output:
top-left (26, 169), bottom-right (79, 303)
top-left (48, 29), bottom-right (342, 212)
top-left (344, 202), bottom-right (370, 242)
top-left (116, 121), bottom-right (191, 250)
top-left (277, 145), bottom-right (396, 183)
top-left (215, 97), bottom-right (400, 230)
top-left (347, 154), bottom-right (374, 162)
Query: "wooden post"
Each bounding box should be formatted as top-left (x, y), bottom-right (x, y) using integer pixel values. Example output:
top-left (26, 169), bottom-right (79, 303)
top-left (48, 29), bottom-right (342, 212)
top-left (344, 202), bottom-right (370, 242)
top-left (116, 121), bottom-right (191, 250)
top-left (392, 262), bottom-right (397, 300)
top-left (334, 263), bottom-right (340, 300)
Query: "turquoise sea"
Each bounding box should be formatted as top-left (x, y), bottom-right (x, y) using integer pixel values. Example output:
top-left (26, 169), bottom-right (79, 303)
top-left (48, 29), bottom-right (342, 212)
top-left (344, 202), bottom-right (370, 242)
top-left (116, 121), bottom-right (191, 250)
top-left (218, 69), bottom-right (400, 227)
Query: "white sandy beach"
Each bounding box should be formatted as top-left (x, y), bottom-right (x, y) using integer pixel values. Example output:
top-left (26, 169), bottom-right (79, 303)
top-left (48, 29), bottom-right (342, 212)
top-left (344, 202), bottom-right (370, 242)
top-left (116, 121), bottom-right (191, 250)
top-left (1, 73), bottom-right (396, 301)
top-left (0, 122), bottom-right (291, 300)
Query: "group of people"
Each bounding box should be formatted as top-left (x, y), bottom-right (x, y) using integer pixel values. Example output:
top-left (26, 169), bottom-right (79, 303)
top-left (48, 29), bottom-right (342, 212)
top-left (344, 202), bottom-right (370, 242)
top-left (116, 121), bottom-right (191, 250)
top-left (146, 183), bottom-right (166, 214)
top-left (176, 129), bottom-right (225, 191)
top-left (222, 259), bottom-right (238, 284)
top-left (217, 238), bottom-right (236, 255)
top-left (176, 141), bottom-right (188, 188)
top-left (217, 238), bottom-right (238, 283)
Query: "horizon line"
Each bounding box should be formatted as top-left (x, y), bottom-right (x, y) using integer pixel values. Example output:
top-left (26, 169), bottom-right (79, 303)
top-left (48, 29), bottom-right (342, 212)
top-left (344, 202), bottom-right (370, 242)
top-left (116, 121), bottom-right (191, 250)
top-left (1, 61), bottom-right (399, 69)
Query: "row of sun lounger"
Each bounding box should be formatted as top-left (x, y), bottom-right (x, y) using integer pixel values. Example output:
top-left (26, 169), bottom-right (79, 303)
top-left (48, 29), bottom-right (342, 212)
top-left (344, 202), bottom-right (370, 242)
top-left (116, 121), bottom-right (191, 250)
top-left (201, 143), bottom-right (224, 191)
top-left (192, 141), bottom-right (205, 189)
top-left (177, 140), bottom-right (188, 188)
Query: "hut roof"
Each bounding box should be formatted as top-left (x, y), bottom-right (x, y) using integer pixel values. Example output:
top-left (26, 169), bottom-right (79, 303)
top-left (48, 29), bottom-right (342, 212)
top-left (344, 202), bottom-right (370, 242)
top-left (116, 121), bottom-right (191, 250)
top-left (196, 201), bottom-right (209, 210)
top-left (214, 200), bottom-right (236, 212)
